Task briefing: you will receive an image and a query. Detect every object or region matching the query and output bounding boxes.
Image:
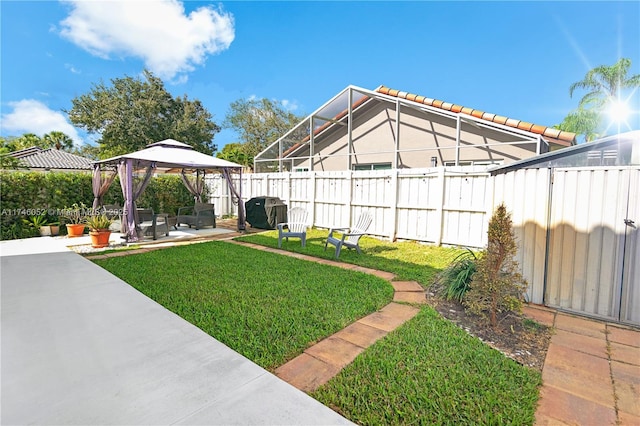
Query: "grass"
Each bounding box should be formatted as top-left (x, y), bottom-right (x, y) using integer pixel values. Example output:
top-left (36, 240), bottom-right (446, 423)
top-left (92, 231), bottom-right (542, 425)
top-left (93, 241), bottom-right (393, 370)
top-left (312, 307), bottom-right (542, 425)
top-left (236, 228), bottom-right (462, 285)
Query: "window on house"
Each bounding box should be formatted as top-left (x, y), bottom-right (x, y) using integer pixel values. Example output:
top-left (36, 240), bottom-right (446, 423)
top-left (444, 161), bottom-right (473, 167)
top-left (293, 167), bottom-right (309, 172)
top-left (443, 160), bottom-right (502, 166)
top-left (353, 163), bottom-right (391, 171)
top-left (353, 163), bottom-right (392, 171)
top-left (473, 160), bottom-right (504, 166)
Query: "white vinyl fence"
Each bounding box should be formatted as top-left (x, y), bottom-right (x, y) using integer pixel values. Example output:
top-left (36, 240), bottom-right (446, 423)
top-left (209, 167), bottom-right (494, 248)
top-left (208, 166), bottom-right (639, 325)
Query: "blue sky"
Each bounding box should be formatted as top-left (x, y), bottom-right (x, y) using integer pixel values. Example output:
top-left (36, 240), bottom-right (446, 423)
top-left (1, 1), bottom-right (639, 151)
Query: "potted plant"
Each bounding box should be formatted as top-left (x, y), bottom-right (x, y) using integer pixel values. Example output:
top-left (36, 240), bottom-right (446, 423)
top-left (23, 214), bottom-right (52, 237)
top-left (49, 220), bottom-right (60, 236)
top-left (61, 202), bottom-right (88, 237)
top-left (85, 213), bottom-right (112, 248)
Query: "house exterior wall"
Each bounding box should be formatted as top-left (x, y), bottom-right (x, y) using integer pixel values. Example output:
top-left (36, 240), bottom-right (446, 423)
top-left (291, 102), bottom-right (543, 171)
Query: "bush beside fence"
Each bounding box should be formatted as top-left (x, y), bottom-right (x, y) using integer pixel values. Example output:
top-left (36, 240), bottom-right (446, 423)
top-left (1, 171), bottom-right (196, 240)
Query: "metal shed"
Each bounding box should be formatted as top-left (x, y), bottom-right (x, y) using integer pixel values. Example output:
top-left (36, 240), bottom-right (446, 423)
top-left (491, 131), bottom-right (640, 326)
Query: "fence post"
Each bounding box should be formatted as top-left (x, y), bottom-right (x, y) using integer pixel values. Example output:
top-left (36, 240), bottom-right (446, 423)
top-left (434, 167), bottom-right (446, 246)
top-left (389, 169), bottom-right (398, 241)
top-left (347, 170), bottom-right (353, 227)
top-left (262, 174), bottom-right (268, 196)
top-left (310, 172), bottom-right (316, 226)
top-left (285, 172), bottom-right (291, 207)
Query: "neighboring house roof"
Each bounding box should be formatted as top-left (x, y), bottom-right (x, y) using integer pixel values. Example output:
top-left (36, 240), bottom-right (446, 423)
top-left (8, 146), bottom-right (93, 170)
top-left (376, 85), bottom-right (576, 146)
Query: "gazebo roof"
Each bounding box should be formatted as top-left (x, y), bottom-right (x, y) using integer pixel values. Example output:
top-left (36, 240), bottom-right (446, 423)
top-left (95, 139), bottom-right (242, 171)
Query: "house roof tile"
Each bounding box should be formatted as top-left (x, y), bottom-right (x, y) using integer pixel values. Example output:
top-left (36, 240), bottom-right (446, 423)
top-left (376, 85), bottom-right (576, 145)
top-left (9, 147), bottom-right (93, 170)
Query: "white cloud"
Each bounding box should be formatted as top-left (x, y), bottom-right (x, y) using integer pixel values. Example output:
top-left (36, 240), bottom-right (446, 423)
top-left (1, 100), bottom-right (83, 145)
top-left (65, 63), bottom-right (81, 74)
top-left (280, 99), bottom-right (299, 112)
top-left (59, 0), bottom-right (235, 81)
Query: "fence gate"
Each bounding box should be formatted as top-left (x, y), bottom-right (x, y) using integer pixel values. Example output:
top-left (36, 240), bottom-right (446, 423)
top-left (545, 167), bottom-right (639, 325)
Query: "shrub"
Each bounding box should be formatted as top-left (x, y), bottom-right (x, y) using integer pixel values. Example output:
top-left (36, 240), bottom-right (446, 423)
top-left (434, 248), bottom-right (478, 302)
top-left (1, 171), bottom-right (196, 240)
top-left (464, 204), bottom-right (527, 327)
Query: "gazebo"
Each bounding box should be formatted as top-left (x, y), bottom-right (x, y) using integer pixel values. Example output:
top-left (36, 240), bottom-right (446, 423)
top-left (92, 139), bottom-right (245, 242)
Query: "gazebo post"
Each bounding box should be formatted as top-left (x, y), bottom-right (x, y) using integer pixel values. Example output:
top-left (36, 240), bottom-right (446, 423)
top-left (238, 167), bottom-right (246, 231)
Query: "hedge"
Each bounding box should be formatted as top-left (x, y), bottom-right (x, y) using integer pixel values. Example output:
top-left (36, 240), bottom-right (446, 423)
top-left (1, 171), bottom-right (199, 240)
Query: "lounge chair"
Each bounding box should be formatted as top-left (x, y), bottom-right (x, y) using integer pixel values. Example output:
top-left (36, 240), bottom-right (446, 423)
top-left (277, 207), bottom-right (309, 248)
top-left (137, 208), bottom-right (169, 240)
top-left (176, 202), bottom-right (216, 230)
top-left (324, 211), bottom-right (373, 258)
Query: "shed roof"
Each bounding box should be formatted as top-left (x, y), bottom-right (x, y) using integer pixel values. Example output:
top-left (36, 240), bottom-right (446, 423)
top-left (8, 147), bottom-right (93, 170)
top-left (489, 130), bottom-right (640, 175)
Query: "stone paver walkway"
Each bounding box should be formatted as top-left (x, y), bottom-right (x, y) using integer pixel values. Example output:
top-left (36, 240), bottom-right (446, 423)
top-left (523, 305), bottom-right (640, 425)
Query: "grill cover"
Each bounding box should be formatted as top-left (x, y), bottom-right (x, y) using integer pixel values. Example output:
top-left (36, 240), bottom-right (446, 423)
top-left (245, 197), bottom-right (288, 229)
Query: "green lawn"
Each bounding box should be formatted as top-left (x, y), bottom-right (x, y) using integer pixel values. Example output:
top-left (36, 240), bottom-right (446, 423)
top-left (312, 307), bottom-right (541, 425)
top-left (236, 228), bottom-right (461, 285)
top-left (92, 232), bottom-right (542, 425)
top-left (93, 241), bottom-right (393, 370)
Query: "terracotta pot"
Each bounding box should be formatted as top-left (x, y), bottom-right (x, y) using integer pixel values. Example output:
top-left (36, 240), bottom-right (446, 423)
top-left (66, 223), bottom-right (86, 237)
top-left (50, 225), bottom-right (60, 236)
top-left (89, 229), bottom-right (111, 248)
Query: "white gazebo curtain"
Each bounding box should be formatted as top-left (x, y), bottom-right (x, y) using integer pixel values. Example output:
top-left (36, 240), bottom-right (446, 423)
top-left (222, 168), bottom-right (245, 231)
top-left (180, 169), bottom-right (205, 203)
top-left (91, 165), bottom-right (118, 210)
top-left (118, 160), bottom-right (155, 242)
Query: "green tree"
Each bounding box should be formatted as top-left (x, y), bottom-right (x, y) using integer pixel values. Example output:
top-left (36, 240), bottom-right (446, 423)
top-left (73, 143), bottom-right (100, 160)
top-left (3, 133), bottom-right (42, 151)
top-left (67, 70), bottom-right (220, 158)
top-left (42, 131), bottom-right (74, 151)
top-left (216, 142), bottom-right (248, 166)
top-left (464, 204), bottom-right (527, 327)
top-left (0, 146), bottom-right (26, 169)
top-left (223, 98), bottom-right (303, 168)
top-left (558, 58), bottom-right (640, 141)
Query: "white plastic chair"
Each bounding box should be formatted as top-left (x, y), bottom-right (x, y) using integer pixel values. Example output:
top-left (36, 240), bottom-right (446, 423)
top-left (324, 211), bottom-right (373, 258)
top-left (277, 207), bottom-right (309, 248)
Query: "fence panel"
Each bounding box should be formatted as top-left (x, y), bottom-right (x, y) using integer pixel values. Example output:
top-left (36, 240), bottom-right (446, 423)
top-left (441, 172), bottom-right (491, 248)
top-left (396, 171), bottom-right (441, 242)
top-left (493, 168), bottom-right (551, 304)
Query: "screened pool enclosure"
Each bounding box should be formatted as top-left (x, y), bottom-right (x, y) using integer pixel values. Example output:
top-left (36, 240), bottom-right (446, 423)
top-left (254, 85), bottom-right (575, 173)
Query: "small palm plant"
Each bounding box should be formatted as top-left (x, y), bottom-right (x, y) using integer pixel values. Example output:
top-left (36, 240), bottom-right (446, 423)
top-left (433, 248), bottom-right (478, 303)
top-left (85, 214), bottom-right (112, 231)
top-left (61, 202), bottom-right (88, 224)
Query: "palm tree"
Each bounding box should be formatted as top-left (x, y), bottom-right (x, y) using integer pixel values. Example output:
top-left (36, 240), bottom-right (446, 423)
top-left (569, 58), bottom-right (640, 108)
top-left (559, 58), bottom-right (640, 141)
top-left (42, 131), bottom-right (74, 151)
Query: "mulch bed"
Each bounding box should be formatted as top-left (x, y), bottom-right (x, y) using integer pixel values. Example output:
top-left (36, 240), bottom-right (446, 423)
top-left (426, 291), bottom-right (552, 372)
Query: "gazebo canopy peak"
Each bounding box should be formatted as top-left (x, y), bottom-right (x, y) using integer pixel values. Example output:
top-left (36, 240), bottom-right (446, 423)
top-left (146, 139), bottom-right (194, 150)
